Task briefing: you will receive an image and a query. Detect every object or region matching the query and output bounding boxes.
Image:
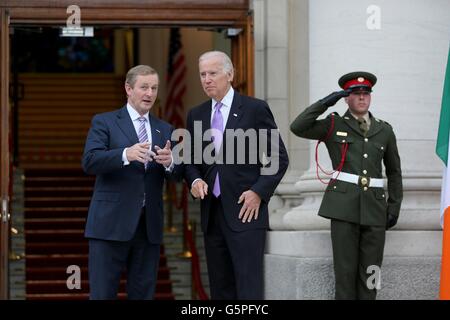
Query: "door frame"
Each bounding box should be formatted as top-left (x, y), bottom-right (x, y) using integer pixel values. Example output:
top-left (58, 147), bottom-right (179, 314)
top-left (0, 8), bottom-right (11, 300)
top-left (0, 0), bottom-right (254, 299)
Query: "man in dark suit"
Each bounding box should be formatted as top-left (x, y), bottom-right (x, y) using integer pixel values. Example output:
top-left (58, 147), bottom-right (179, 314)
top-left (82, 65), bottom-right (181, 299)
top-left (290, 71), bottom-right (403, 299)
top-left (185, 51), bottom-right (289, 299)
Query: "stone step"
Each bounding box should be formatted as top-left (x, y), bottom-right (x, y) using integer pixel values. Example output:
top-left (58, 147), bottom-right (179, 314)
top-left (266, 230), bottom-right (443, 257)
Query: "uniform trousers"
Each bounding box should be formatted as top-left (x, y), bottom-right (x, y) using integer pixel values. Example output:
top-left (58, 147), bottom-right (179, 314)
top-left (330, 219), bottom-right (385, 300)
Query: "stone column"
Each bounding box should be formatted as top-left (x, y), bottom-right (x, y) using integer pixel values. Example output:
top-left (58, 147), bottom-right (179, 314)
top-left (264, 0), bottom-right (450, 299)
top-left (253, 0), bottom-right (306, 226)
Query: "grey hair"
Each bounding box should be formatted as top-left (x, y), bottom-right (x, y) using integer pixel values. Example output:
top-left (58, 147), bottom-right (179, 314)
top-left (199, 51), bottom-right (234, 74)
top-left (125, 65), bottom-right (158, 88)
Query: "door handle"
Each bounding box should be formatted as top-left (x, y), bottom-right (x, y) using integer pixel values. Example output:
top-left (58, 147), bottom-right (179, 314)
top-left (1, 198), bottom-right (8, 223)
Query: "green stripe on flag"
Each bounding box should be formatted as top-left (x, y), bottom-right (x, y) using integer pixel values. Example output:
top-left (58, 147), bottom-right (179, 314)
top-left (437, 48), bottom-right (450, 165)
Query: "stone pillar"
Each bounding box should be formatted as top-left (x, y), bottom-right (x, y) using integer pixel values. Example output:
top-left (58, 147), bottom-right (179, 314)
top-left (264, 0), bottom-right (450, 299)
top-left (254, 0), bottom-right (306, 226)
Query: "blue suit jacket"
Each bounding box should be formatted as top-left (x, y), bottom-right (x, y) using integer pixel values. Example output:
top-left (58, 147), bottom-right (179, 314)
top-left (82, 106), bottom-right (182, 243)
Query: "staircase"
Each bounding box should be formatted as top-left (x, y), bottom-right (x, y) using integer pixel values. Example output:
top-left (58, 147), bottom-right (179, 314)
top-left (18, 73), bottom-right (125, 168)
top-left (23, 168), bottom-right (174, 300)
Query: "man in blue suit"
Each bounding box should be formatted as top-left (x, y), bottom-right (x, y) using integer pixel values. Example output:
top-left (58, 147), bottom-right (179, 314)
top-left (82, 65), bottom-right (181, 299)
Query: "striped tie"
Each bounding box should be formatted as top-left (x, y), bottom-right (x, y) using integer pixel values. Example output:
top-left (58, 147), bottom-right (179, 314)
top-left (138, 117), bottom-right (149, 168)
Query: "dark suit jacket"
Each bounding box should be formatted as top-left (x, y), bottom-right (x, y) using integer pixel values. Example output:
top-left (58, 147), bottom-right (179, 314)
top-left (82, 106), bottom-right (182, 243)
top-left (290, 100), bottom-right (403, 226)
top-left (185, 91), bottom-right (289, 232)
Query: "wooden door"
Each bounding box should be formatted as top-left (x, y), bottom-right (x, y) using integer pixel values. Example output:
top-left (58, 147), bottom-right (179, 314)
top-left (0, 8), bottom-right (11, 300)
top-left (231, 13), bottom-right (254, 96)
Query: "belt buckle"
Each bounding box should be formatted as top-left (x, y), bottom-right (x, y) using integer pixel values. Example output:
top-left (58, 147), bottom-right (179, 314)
top-left (359, 176), bottom-right (370, 187)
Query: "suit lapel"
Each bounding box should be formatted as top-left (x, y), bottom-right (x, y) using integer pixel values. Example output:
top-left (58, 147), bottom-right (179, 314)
top-left (224, 92), bottom-right (243, 131)
top-left (201, 101), bottom-right (212, 132)
top-left (116, 106), bottom-right (139, 145)
top-left (149, 114), bottom-right (164, 149)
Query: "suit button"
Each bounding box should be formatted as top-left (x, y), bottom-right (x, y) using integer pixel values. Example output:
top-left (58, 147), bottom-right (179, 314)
top-left (333, 186), bottom-right (337, 189)
top-left (363, 170), bottom-right (367, 174)
top-left (364, 138), bottom-right (368, 142)
top-left (381, 146), bottom-right (384, 150)
top-left (363, 154), bottom-right (368, 158)
top-left (363, 187), bottom-right (368, 191)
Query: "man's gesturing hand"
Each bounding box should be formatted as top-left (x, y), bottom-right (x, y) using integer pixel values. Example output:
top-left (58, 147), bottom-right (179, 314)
top-left (191, 179), bottom-right (208, 200)
top-left (126, 142), bottom-right (153, 163)
top-left (154, 140), bottom-right (172, 167)
top-left (238, 190), bottom-right (261, 223)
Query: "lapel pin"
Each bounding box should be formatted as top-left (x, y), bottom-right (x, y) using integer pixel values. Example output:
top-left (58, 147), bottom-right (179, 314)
top-left (156, 129), bottom-right (161, 133)
top-left (233, 113), bottom-right (238, 117)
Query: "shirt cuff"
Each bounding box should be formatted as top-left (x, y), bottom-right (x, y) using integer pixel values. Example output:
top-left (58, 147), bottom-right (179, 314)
top-left (122, 148), bottom-right (130, 166)
top-left (164, 153), bottom-right (174, 172)
top-left (191, 178), bottom-right (202, 188)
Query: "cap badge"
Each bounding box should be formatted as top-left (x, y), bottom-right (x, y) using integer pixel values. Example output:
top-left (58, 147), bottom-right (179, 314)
top-left (357, 77), bottom-right (365, 82)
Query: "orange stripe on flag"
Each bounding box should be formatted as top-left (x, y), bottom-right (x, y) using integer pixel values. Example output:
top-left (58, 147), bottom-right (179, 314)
top-left (440, 207), bottom-right (450, 300)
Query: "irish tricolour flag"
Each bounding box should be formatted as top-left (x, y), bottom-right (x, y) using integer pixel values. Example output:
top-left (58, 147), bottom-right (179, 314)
top-left (437, 47), bottom-right (450, 300)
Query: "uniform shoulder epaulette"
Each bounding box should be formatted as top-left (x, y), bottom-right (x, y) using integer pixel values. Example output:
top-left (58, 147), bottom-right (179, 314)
top-left (375, 118), bottom-right (392, 128)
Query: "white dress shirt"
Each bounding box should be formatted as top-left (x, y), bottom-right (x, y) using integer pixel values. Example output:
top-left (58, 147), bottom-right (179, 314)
top-left (192, 87), bottom-right (234, 188)
top-left (122, 103), bottom-right (152, 165)
top-left (210, 86), bottom-right (234, 130)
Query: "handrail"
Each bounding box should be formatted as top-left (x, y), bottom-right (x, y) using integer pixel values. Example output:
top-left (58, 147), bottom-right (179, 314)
top-left (170, 181), bottom-right (209, 300)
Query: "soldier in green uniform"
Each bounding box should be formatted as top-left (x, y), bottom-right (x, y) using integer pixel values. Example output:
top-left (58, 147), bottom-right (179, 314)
top-left (290, 71), bottom-right (403, 299)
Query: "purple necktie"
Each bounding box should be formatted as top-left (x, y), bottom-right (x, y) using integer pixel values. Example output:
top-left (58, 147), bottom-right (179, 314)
top-left (211, 102), bottom-right (223, 197)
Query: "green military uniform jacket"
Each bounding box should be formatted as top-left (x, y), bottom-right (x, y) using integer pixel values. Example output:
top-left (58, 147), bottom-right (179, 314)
top-left (290, 101), bottom-right (403, 226)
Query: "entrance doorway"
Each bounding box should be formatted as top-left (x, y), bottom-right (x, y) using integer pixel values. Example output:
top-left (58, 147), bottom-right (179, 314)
top-left (0, 0), bottom-right (254, 299)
